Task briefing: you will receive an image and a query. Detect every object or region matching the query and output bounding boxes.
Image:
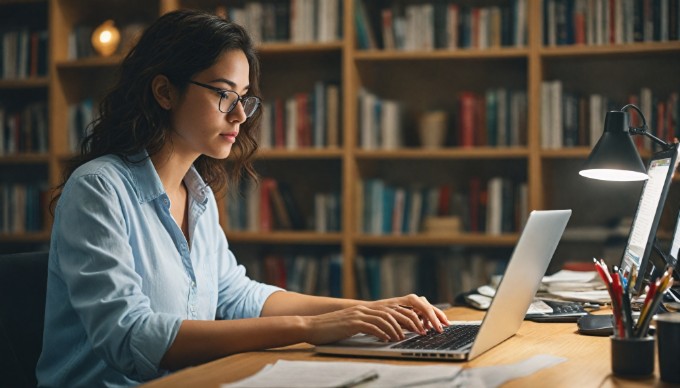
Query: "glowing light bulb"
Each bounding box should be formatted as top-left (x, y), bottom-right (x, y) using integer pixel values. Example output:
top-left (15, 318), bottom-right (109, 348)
top-left (91, 20), bottom-right (120, 57)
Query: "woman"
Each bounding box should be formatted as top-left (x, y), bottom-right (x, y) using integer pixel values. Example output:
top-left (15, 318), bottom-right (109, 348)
top-left (37, 9), bottom-right (449, 387)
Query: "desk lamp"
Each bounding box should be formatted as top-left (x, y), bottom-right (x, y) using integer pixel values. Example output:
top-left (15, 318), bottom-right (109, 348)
top-left (579, 104), bottom-right (674, 181)
top-left (579, 103), bottom-right (679, 286)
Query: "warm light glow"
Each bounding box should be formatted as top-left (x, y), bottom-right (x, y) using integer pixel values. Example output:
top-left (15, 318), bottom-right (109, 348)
top-left (91, 20), bottom-right (120, 57)
top-left (99, 30), bottom-right (112, 43)
top-left (579, 169), bottom-right (649, 181)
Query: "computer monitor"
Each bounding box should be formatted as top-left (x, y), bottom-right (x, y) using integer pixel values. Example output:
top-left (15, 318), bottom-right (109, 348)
top-left (668, 208), bottom-right (680, 267)
top-left (619, 145), bottom-right (679, 293)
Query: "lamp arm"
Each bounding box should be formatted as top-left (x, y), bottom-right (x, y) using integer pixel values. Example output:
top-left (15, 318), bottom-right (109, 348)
top-left (621, 104), bottom-right (674, 150)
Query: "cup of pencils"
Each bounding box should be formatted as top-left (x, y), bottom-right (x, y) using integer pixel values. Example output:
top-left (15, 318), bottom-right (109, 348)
top-left (594, 259), bottom-right (675, 377)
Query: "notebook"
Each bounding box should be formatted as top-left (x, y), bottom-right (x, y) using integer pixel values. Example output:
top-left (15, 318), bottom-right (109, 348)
top-left (315, 209), bottom-right (572, 361)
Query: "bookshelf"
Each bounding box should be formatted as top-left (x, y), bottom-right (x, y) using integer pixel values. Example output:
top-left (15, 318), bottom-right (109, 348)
top-left (1, 0), bottom-right (679, 302)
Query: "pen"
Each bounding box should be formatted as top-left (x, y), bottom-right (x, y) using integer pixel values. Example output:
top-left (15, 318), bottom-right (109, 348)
top-left (339, 370), bottom-right (379, 388)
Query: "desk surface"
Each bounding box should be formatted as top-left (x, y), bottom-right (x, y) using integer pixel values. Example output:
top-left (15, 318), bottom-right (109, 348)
top-left (142, 307), bottom-right (661, 388)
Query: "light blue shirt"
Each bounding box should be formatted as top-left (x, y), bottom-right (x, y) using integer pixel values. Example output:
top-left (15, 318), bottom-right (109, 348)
top-left (36, 152), bottom-right (282, 387)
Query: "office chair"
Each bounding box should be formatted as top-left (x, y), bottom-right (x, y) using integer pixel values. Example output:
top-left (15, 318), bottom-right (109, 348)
top-left (0, 251), bottom-right (49, 388)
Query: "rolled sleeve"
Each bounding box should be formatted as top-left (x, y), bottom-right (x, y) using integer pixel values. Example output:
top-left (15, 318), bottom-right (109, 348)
top-left (215, 238), bottom-right (284, 320)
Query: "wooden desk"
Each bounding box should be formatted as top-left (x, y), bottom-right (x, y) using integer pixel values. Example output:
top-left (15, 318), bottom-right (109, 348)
top-left (142, 308), bottom-right (662, 387)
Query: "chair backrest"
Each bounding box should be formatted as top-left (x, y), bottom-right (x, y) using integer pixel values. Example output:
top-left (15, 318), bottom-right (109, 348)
top-left (0, 251), bottom-right (49, 388)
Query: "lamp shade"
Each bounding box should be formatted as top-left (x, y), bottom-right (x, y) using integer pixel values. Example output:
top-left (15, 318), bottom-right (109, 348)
top-left (579, 111), bottom-right (648, 181)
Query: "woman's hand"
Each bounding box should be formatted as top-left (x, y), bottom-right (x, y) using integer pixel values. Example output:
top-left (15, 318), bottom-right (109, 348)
top-left (365, 294), bottom-right (450, 333)
top-left (301, 294), bottom-right (450, 345)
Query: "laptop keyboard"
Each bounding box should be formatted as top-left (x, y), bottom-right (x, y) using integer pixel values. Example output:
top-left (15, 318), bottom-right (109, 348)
top-left (390, 324), bottom-right (480, 351)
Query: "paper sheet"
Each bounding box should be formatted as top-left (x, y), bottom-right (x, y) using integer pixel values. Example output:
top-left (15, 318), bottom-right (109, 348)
top-left (222, 360), bottom-right (462, 388)
top-left (449, 354), bottom-right (567, 388)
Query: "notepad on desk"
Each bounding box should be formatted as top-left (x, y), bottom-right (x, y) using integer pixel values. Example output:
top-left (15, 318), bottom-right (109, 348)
top-left (222, 360), bottom-right (462, 388)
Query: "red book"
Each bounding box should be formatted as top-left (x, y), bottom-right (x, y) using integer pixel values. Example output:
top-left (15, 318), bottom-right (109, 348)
top-left (438, 184), bottom-right (452, 216)
top-left (657, 101), bottom-right (666, 143)
top-left (574, 8), bottom-right (585, 45)
top-left (458, 92), bottom-right (476, 147)
top-left (259, 178), bottom-right (276, 232)
top-left (296, 93), bottom-right (310, 147)
top-left (274, 98), bottom-right (285, 148)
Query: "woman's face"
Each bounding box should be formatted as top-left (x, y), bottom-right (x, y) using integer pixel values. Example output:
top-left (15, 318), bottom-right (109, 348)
top-left (168, 49), bottom-right (250, 161)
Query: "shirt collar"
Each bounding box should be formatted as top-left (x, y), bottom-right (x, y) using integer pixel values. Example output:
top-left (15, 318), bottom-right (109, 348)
top-left (126, 150), bottom-right (210, 206)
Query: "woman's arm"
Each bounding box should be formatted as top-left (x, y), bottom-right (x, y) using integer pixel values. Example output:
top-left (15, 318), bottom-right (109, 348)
top-left (161, 291), bottom-right (450, 371)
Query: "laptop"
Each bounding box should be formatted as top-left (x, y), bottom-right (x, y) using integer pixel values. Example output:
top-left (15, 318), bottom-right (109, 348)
top-left (316, 209), bottom-right (571, 361)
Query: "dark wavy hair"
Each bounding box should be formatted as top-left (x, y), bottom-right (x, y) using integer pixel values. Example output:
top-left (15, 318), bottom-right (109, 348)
top-left (52, 9), bottom-right (261, 210)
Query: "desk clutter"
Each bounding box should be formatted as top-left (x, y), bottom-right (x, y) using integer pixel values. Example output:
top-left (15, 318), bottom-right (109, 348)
top-left (592, 259), bottom-right (676, 378)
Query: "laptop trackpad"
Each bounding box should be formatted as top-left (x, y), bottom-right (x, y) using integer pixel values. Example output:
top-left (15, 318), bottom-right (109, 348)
top-left (332, 332), bottom-right (418, 347)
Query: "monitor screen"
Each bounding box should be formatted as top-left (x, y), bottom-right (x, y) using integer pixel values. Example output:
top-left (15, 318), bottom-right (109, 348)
top-left (619, 146), bottom-right (678, 292)
top-left (668, 208), bottom-right (680, 266)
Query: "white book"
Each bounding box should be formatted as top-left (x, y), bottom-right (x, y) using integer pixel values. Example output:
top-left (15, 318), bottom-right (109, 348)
top-left (661, 0), bottom-right (669, 41)
top-left (595, 0), bottom-right (604, 45)
top-left (18, 29), bottom-right (29, 79)
top-left (447, 4), bottom-right (459, 50)
top-left (486, 177), bottom-right (503, 235)
top-left (314, 193), bottom-right (327, 233)
top-left (497, 88), bottom-right (507, 146)
top-left (313, 81), bottom-right (325, 148)
top-left (603, 0), bottom-right (610, 44)
top-left (515, 0), bottom-right (527, 47)
top-left (404, 6), bottom-right (417, 50)
top-left (246, 180), bottom-right (260, 232)
top-left (359, 90), bottom-right (377, 149)
top-left (408, 186), bottom-right (423, 234)
top-left (422, 4), bottom-right (434, 50)
top-left (547, 0), bottom-right (557, 46)
top-left (285, 97), bottom-right (297, 149)
top-left (615, 0), bottom-right (623, 44)
top-left (326, 85), bottom-right (339, 147)
top-left (640, 88), bottom-right (653, 149)
top-left (623, 0), bottom-right (634, 43)
top-left (479, 8), bottom-right (489, 50)
top-left (245, 3), bottom-right (263, 45)
top-left (541, 81), bottom-right (553, 148)
top-left (550, 80), bottom-right (563, 149)
top-left (586, 0), bottom-right (595, 45)
top-left (589, 94), bottom-right (603, 146)
top-left (259, 102), bottom-right (273, 149)
top-left (380, 100), bottom-right (400, 149)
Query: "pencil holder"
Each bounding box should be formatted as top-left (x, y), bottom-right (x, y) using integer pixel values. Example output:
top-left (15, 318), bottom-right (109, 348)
top-left (610, 336), bottom-right (655, 377)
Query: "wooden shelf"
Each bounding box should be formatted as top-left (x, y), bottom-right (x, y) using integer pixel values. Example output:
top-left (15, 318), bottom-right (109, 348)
top-left (0, 77), bottom-right (49, 88)
top-left (354, 233), bottom-right (519, 247)
top-left (0, 153), bottom-right (50, 164)
top-left (353, 47), bottom-right (530, 61)
top-left (0, 231), bottom-right (51, 243)
top-left (256, 148), bottom-right (344, 160)
top-left (354, 147), bottom-right (529, 160)
top-left (56, 55), bottom-right (124, 69)
top-left (224, 231), bottom-right (342, 244)
top-left (540, 41), bottom-right (680, 57)
top-left (258, 41), bottom-right (344, 55)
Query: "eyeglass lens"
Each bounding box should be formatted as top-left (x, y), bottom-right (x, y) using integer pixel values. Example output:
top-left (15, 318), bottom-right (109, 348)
top-left (219, 92), bottom-right (259, 117)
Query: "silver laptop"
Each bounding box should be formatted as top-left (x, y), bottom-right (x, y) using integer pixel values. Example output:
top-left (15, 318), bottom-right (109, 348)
top-left (316, 209), bottom-right (571, 361)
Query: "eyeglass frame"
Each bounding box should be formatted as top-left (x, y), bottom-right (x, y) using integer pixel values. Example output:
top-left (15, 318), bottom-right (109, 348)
top-left (187, 80), bottom-right (261, 118)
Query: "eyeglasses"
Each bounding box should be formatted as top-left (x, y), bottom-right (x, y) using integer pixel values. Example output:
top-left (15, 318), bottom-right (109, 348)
top-left (188, 80), bottom-right (261, 118)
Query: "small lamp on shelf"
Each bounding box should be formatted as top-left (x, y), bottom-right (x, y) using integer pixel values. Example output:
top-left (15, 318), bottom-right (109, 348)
top-left (579, 104), bottom-right (675, 182)
top-left (91, 20), bottom-right (121, 57)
